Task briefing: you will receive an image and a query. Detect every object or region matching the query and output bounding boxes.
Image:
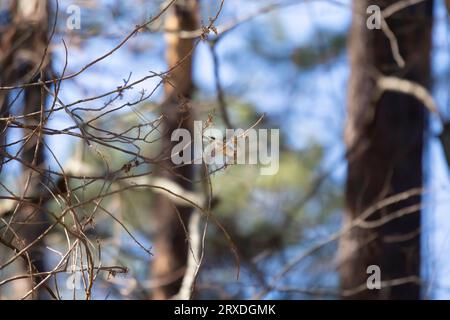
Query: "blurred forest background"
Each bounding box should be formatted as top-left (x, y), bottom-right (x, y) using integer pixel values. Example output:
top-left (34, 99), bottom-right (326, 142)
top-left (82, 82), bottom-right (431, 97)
top-left (1, 0), bottom-right (450, 300)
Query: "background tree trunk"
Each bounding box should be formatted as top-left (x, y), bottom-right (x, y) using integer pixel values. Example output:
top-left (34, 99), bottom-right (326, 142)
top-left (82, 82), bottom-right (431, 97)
top-left (0, 0), bottom-right (51, 299)
top-left (339, 0), bottom-right (433, 299)
top-left (150, 0), bottom-right (199, 300)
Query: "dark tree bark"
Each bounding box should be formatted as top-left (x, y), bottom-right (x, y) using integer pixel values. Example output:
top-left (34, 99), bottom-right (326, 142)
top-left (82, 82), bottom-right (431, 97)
top-left (150, 0), bottom-right (199, 300)
top-left (339, 0), bottom-right (434, 299)
top-left (0, 0), bottom-right (51, 299)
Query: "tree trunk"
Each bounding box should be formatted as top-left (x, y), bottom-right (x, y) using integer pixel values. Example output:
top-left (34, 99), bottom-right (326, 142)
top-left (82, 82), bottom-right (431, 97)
top-left (150, 0), bottom-right (199, 300)
top-left (339, 0), bottom-right (433, 299)
top-left (0, 0), bottom-right (51, 299)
